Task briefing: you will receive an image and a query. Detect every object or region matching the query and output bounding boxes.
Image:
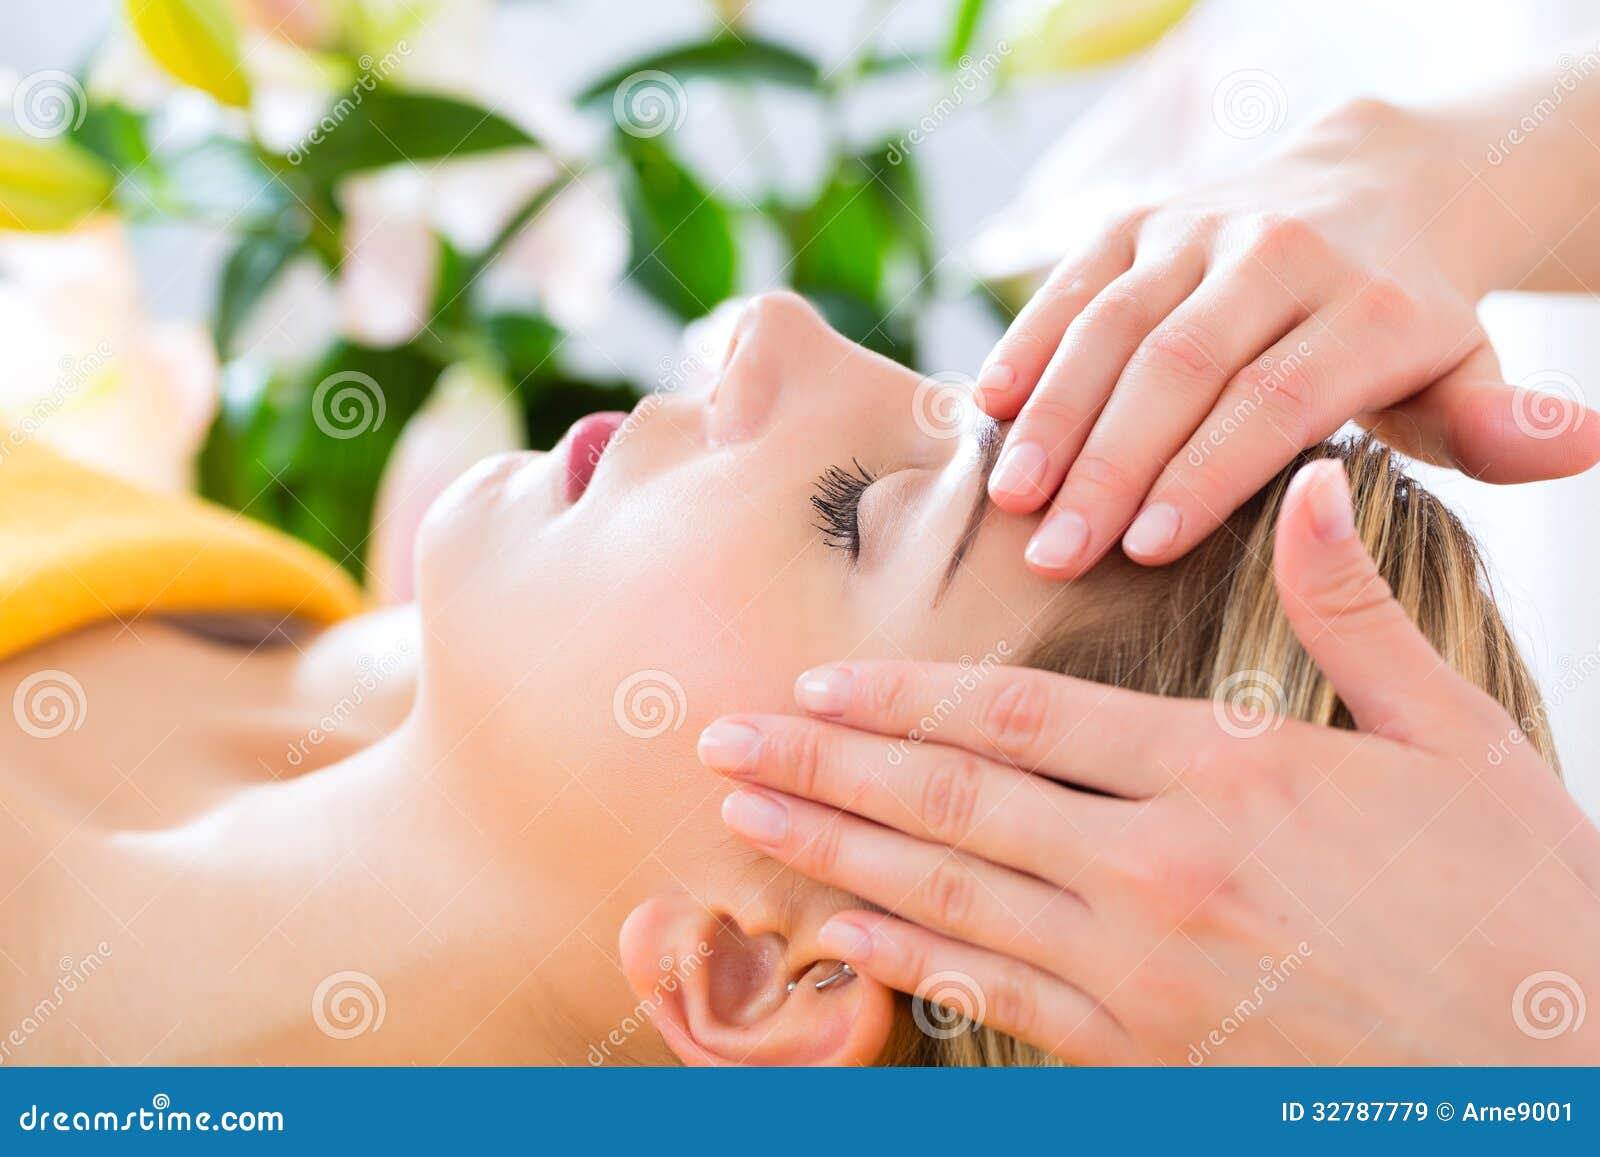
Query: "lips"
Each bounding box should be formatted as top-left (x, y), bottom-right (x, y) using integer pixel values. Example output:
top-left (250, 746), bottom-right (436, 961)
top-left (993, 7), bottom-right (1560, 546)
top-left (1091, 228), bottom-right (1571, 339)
top-left (563, 411), bottom-right (627, 503)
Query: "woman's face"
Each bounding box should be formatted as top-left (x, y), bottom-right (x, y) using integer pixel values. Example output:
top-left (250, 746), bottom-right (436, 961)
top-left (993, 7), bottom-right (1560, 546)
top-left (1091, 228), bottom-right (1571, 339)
top-left (412, 292), bottom-right (1061, 1035)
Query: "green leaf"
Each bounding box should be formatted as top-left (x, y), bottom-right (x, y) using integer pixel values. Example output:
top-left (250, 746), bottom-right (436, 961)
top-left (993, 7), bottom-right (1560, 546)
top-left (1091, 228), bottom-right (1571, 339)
top-left (199, 342), bottom-right (446, 580)
top-left (214, 233), bottom-right (304, 357)
top-left (288, 90), bottom-right (541, 185)
top-left (617, 133), bottom-right (735, 320)
top-left (485, 313), bottom-right (565, 386)
top-left (802, 289), bottom-right (916, 366)
top-left (579, 35), bottom-right (821, 103)
top-left (71, 103), bottom-right (154, 174)
top-left (783, 166), bottom-right (894, 305)
top-left (943, 0), bottom-right (991, 67)
top-left (853, 141), bottom-right (934, 280)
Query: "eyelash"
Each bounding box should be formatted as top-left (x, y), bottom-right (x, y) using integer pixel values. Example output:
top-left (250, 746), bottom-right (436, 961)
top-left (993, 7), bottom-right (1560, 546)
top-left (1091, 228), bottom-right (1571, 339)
top-left (811, 460), bottom-right (876, 561)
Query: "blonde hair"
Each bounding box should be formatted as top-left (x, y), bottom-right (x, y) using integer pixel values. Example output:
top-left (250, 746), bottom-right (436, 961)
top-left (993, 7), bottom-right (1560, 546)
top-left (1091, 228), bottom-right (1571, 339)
top-left (886, 437), bottom-right (1557, 1066)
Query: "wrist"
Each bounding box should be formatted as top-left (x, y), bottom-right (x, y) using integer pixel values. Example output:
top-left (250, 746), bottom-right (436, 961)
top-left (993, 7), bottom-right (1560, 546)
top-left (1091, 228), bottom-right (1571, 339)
top-left (1432, 48), bottom-right (1600, 294)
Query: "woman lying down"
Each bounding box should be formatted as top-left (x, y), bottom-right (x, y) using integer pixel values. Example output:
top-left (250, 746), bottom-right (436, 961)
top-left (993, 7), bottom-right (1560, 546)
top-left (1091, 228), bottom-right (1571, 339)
top-left (0, 291), bottom-right (1557, 1066)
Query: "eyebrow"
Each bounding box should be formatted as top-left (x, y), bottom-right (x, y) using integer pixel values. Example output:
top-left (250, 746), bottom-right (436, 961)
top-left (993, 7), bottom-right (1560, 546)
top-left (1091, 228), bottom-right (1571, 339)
top-left (934, 418), bottom-right (1003, 605)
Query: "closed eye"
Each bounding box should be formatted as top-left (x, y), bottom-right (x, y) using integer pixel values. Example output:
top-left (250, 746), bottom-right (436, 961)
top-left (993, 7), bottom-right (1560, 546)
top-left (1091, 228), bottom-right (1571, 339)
top-left (810, 460), bottom-right (876, 562)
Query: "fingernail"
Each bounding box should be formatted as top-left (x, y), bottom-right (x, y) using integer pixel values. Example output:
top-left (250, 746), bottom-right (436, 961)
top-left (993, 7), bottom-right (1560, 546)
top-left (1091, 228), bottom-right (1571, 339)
top-left (1025, 510), bottom-right (1089, 571)
top-left (817, 917), bottom-right (873, 961)
top-left (1123, 503), bottom-right (1181, 557)
top-left (698, 720), bottom-right (762, 773)
top-left (1304, 461), bottom-right (1355, 544)
top-left (989, 441), bottom-right (1048, 499)
top-left (795, 666), bottom-right (852, 716)
top-left (721, 790), bottom-right (789, 845)
top-left (974, 363), bottom-right (1014, 411)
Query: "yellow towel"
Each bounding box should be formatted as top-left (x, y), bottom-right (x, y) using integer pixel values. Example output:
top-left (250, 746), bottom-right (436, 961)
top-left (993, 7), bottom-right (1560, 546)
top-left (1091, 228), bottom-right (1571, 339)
top-left (0, 435), bottom-right (364, 662)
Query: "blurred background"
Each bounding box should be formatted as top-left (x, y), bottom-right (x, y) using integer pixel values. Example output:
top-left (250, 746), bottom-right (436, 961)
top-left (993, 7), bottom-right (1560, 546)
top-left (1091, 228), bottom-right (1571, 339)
top-left (2, 0), bottom-right (1598, 812)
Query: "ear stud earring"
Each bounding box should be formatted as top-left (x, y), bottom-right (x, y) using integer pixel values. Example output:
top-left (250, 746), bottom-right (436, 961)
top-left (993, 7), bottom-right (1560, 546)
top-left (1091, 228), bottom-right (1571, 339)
top-left (787, 961), bottom-right (855, 993)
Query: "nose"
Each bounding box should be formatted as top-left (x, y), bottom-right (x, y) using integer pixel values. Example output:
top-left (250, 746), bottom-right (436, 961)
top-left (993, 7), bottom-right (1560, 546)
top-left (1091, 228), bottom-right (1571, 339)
top-left (707, 291), bottom-right (837, 444)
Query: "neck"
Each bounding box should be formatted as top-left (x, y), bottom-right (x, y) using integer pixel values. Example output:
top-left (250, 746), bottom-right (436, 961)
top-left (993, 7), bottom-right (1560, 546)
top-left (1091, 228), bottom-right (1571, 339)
top-left (137, 711), bottom-right (603, 1063)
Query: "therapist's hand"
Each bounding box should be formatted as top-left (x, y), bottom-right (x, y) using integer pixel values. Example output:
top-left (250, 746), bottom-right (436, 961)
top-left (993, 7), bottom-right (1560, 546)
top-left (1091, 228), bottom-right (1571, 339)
top-left (980, 97), bottom-right (1600, 578)
top-left (699, 460), bottom-right (1600, 1064)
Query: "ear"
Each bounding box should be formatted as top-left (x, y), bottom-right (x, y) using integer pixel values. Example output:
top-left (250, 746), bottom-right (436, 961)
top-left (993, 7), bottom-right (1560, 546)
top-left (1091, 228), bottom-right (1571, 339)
top-left (619, 891), bottom-right (895, 1067)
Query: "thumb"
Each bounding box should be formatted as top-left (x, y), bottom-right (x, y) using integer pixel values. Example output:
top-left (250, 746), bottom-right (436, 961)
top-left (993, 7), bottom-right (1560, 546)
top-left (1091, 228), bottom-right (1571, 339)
top-left (1271, 458), bottom-right (1480, 745)
top-left (1365, 347), bottom-right (1600, 483)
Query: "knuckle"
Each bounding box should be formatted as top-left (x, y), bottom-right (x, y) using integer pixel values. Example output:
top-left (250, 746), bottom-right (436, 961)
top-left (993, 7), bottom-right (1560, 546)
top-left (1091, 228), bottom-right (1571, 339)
top-left (1132, 323), bottom-right (1224, 383)
top-left (772, 724), bottom-right (831, 800)
top-left (1249, 214), bottom-right (1324, 263)
top-left (919, 755), bottom-right (985, 844)
top-left (1075, 287), bottom-right (1149, 338)
top-left (1348, 276), bottom-right (1418, 333)
top-left (978, 675), bottom-right (1053, 761)
top-left (1017, 392), bottom-right (1096, 440)
top-left (921, 859), bottom-right (979, 930)
top-left (1068, 451), bottom-right (1142, 499)
top-left (984, 970), bottom-right (1039, 1040)
top-left (1249, 357), bottom-right (1319, 442)
top-left (802, 814), bottom-right (845, 874)
top-left (1312, 550), bottom-right (1397, 625)
top-left (1106, 205), bottom-right (1153, 240)
top-left (859, 666), bottom-right (918, 730)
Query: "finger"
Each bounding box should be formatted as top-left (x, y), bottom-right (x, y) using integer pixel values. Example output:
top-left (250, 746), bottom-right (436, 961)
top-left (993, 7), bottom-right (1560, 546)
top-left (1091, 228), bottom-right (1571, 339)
top-left (974, 220), bottom-right (1140, 418)
top-left (697, 714), bottom-right (1129, 887)
top-left (1365, 345), bottom-right (1600, 483)
top-left (1271, 457), bottom-right (1499, 744)
top-left (790, 660), bottom-right (1206, 797)
top-left (720, 788), bottom-right (1094, 981)
top-left (1126, 303), bottom-right (1376, 563)
top-left (817, 909), bottom-right (1133, 1064)
top-left (991, 252), bottom-right (1204, 516)
top-left (1035, 260), bottom-right (1308, 577)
